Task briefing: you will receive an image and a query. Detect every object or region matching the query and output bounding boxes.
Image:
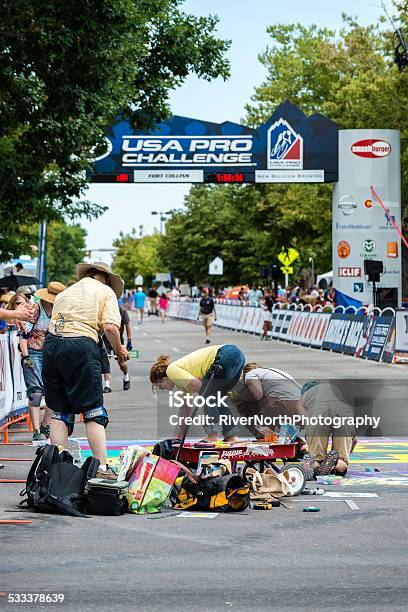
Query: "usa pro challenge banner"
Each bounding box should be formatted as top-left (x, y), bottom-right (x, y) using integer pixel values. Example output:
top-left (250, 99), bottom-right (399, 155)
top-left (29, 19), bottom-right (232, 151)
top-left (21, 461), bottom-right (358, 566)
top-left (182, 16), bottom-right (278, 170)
top-left (91, 101), bottom-right (338, 184)
top-left (332, 129), bottom-right (401, 307)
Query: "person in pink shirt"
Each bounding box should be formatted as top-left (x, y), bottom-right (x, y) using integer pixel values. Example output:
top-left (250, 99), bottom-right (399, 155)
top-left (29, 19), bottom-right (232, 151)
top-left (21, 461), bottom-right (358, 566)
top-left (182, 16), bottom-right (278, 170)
top-left (159, 293), bottom-right (168, 323)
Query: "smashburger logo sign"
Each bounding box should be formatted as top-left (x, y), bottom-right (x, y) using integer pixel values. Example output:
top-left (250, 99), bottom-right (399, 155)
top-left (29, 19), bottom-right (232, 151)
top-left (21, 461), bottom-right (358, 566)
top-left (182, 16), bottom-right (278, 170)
top-left (351, 139), bottom-right (391, 159)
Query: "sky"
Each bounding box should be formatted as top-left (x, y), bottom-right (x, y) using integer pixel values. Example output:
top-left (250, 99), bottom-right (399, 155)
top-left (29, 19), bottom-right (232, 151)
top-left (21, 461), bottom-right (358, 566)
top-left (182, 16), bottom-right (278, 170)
top-left (81, 0), bottom-right (385, 263)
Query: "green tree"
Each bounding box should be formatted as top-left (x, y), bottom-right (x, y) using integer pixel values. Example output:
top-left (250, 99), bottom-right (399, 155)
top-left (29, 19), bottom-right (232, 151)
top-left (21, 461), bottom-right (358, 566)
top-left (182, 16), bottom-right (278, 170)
top-left (0, 0), bottom-right (230, 261)
top-left (112, 230), bottom-right (163, 287)
top-left (46, 222), bottom-right (87, 285)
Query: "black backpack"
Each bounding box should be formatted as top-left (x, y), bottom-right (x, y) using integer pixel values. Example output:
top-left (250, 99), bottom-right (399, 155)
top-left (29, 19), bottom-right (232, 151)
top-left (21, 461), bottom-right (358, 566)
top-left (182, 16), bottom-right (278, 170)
top-left (152, 438), bottom-right (180, 461)
top-left (20, 445), bottom-right (99, 517)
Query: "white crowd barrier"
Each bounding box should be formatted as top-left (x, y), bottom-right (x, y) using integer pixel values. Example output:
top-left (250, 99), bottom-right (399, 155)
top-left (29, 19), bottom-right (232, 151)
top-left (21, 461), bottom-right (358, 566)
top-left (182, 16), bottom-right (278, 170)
top-left (0, 331), bottom-right (28, 428)
top-left (168, 299), bottom-right (401, 364)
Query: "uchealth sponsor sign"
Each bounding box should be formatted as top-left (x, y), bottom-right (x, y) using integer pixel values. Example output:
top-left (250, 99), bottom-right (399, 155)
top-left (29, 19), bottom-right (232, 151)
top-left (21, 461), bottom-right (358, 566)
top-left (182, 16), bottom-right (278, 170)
top-left (332, 129), bottom-right (401, 306)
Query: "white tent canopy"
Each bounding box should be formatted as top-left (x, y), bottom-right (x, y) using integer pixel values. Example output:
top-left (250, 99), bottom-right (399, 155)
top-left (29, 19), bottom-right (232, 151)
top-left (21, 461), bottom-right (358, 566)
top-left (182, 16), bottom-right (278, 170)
top-left (316, 270), bottom-right (333, 287)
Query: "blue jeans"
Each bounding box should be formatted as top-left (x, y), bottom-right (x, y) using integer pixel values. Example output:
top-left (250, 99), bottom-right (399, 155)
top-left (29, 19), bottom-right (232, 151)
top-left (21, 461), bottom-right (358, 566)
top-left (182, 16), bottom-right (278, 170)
top-left (200, 345), bottom-right (245, 437)
top-left (22, 349), bottom-right (43, 404)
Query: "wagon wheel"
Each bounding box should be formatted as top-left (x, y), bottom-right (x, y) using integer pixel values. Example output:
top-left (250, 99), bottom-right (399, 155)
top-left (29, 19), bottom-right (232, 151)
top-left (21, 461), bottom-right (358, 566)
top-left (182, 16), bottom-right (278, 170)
top-left (279, 463), bottom-right (306, 496)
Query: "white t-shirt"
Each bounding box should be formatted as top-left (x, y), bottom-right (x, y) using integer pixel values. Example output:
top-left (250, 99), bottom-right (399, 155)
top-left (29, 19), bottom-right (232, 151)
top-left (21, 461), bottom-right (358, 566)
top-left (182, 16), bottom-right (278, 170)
top-left (244, 367), bottom-right (300, 401)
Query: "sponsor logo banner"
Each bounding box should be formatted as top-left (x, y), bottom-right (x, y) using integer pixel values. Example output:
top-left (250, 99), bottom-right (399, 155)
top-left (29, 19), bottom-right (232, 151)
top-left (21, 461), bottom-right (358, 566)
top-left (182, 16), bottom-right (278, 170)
top-left (338, 267), bottom-right (361, 277)
top-left (355, 316), bottom-right (376, 358)
top-left (337, 240), bottom-right (351, 259)
top-left (92, 101), bottom-right (338, 182)
top-left (335, 222), bottom-right (372, 231)
top-left (322, 314), bottom-right (366, 354)
top-left (338, 195), bottom-right (357, 216)
top-left (267, 119), bottom-right (303, 169)
top-left (382, 318), bottom-right (396, 363)
top-left (351, 139), bottom-right (391, 158)
top-left (387, 242), bottom-right (398, 258)
top-left (364, 316), bottom-right (394, 361)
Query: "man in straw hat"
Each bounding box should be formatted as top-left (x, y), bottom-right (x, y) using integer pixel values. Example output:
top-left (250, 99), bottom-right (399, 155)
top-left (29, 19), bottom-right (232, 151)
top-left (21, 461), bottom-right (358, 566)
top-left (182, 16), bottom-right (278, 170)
top-left (42, 262), bottom-right (128, 479)
top-left (19, 282), bottom-right (66, 441)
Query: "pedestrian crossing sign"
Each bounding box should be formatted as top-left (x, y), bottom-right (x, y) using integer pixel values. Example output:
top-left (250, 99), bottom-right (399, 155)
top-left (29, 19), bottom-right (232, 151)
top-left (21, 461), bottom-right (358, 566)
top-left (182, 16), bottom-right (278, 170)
top-left (280, 266), bottom-right (293, 274)
top-left (277, 248), bottom-right (299, 268)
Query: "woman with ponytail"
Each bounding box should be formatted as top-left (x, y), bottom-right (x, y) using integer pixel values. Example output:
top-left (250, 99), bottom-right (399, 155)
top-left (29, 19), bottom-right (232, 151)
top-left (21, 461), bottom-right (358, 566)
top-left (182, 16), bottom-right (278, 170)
top-left (150, 344), bottom-right (245, 442)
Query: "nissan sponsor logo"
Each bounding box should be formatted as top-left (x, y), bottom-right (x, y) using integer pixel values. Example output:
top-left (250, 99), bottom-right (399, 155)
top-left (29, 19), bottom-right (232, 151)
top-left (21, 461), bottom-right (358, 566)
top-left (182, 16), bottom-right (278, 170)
top-left (338, 195), bottom-right (357, 216)
top-left (351, 139), bottom-right (391, 158)
top-left (338, 267), bottom-right (361, 277)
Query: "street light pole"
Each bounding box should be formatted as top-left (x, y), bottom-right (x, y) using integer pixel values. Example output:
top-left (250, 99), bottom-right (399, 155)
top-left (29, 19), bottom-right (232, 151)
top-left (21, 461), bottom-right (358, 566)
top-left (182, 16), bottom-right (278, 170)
top-left (151, 210), bottom-right (173, 235)
top-left (309, 256), bottom-right (315, 286)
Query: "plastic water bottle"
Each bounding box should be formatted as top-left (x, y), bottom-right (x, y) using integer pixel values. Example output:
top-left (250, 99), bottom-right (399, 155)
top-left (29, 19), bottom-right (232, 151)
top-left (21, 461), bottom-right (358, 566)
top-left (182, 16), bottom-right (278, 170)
top-left (67, 438), bottom-right (83, 466)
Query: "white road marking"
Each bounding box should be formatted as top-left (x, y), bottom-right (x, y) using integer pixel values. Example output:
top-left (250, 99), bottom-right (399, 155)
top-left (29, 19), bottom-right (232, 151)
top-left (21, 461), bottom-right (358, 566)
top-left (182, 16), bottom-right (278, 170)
top-left (171, 347), bottom-right (181, 353)
top-left (143, 332), bottom-right (148, 336)
top-left (155, 339), bottom-right (162, 343)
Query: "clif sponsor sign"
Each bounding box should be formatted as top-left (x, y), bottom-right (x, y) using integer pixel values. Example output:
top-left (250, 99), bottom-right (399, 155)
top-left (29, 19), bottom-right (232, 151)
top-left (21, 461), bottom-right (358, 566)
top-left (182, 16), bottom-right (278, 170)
top-left (338, 267), bottom-right (361, 277)
top-left (351, 139), bottom-right (391, 158)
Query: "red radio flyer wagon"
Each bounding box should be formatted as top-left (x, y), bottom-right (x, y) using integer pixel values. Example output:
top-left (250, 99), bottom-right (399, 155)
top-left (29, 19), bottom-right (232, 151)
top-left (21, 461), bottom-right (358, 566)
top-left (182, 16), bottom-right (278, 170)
top-left (172, 440), bottom-right (306, 495)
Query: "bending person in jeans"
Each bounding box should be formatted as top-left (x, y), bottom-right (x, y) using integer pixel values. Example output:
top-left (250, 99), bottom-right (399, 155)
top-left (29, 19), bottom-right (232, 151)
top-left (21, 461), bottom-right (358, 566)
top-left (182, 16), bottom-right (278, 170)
top-left (150, 345), bottom-right (245, 442)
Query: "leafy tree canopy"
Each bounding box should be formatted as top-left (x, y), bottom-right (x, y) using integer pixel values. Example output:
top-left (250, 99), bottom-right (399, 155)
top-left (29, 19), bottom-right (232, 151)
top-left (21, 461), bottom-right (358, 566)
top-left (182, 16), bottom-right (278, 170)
top-left (46, 222), bottom-right (87, 285)
top-left (112, 230), bottom-right (163, 287)
top-left (0, 0), bottom-right (230, 261)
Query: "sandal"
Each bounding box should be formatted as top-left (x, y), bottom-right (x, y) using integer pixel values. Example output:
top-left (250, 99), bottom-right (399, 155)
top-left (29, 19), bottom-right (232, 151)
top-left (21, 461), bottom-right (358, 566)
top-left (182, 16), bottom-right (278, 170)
top-left (300, 454), bottom-right (315, 481)
top-left (314, 450), bottom-right (339, 477)
top-left (194, 440), bottom-right (218, 448)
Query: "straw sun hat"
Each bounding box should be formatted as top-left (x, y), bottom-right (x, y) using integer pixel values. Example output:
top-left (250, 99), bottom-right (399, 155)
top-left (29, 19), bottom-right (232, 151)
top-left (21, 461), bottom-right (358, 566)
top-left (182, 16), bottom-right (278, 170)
top-left (75, 262), bottom-right (124, 298)
top-left (35, 282), bottom-right (66, 304)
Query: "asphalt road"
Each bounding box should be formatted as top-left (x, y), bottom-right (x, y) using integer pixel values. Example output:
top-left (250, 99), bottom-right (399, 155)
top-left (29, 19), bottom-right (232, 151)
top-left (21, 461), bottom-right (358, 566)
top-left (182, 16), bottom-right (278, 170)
top-left (2, 315), bottom-right (408, 612)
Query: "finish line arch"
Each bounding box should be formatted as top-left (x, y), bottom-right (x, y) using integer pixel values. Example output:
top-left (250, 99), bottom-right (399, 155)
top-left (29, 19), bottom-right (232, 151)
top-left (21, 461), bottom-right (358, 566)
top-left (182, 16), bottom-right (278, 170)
top-left (89, 100), bottom-right (401, 308)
